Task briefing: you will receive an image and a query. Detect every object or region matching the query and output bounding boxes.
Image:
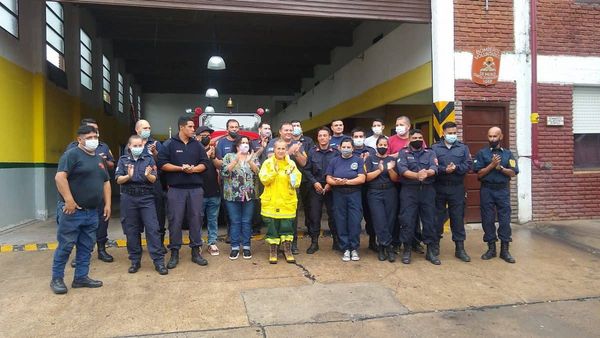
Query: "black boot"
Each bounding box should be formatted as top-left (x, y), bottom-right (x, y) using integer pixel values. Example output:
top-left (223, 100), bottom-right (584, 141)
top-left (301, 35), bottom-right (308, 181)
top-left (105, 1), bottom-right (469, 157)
top-left (72, 276), bottom-right (103, 288)
top-left (426, 244), bottom-right (441, 265)
top-left (401, 243), bottom-right (411, 264)
top-left (499, 241), bottom-right (516, 263)
top-left (481, 241), bottom-right (497, 260)
top-left (191, 247), bottom-right (208, 266)
top-left (167, 249), bottom-right (179, 269)
top-left (291, 239), bottom-right (300, 255)
top-left (128, 261), bottom-right (141, 273)
top-left (432, 242), bottom-right (440, 256)
top-left (387, 246), bottom-right (396, 263)
top-left (369, 236), bottom-right (378, 253)
top-left (378, 244), bottom-right (387, 261)
top-left (154, 262), bottom-right (168, 275)
top-left (306, 238), bottom-right (319, 254)
top-left (454, 241), bottom-right (471, 262)
top-left (97, 243), bottom-right (114, 262)
top-left (50, 278), bottom-right (68, 294)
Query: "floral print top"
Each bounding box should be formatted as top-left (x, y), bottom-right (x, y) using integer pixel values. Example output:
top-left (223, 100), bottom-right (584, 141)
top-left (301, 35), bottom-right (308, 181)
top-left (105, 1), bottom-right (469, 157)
top-left (221, 153), bottom-right (260, 202)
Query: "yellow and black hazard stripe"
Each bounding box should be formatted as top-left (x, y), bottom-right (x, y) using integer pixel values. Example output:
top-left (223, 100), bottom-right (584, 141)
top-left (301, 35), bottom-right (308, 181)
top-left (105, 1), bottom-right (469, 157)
top-left (433, 101), bottom-right (455, 142)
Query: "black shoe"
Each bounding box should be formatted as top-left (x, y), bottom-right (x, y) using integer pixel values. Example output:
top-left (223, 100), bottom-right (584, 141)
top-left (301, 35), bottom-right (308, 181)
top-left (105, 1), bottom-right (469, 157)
top-left (369, 237), bottom-right (378, 253)
top-left (97, 244), bottom-right (114, 262)
top-left (243, 249), bottom-right (252, 259)
top-left (401, 244), bottom-right (411, 264)
top-left (481, 242), bottom-right (497, 260)
top-left (50, 278), bottom-right (68, 294)
top-left (387, 246), bottom-right (396, 263)
top-left (72, 276), bottom-right (103, 288)
top-left (306, 241), bottom-right (319, 254)
top-left (432, 242), bottom-right (440, 257)
top-left (291, 242), bottom-right (300, 255)
top-left (412, 242), bottom-right (425, 254)
top-left (378, 244), bottom-right (387, 261)
top-left (425, 244), bottom-right (441, 265)
top-left (154, 263), bottom-right (168, 275)
top-left (191, 247), bottom-right (208, 266)
top-left (70, 260), bottom-right (76, 268)
top-left (128, 262), bottom-right (141, 273)
top-left (454, 241), bottom-right (471, 262)
top-left (229, 249), bottom-right (240, 260)
top-left (499, 241), bottom-right (516, 263)
top-left (167, 249), bottom-right (179, 269)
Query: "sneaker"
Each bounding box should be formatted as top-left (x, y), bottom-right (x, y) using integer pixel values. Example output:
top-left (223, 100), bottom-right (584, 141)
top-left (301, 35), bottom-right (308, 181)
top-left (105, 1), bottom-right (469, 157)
top-left (208, 244), bottom-right (220, 256)
top-left (229, 250), bottom-right (240, 260)
top-left (342, 250), bottom-right (351, 262)
top-left (351, 250), bottom-right (360, 261)
top-left (243, 249), bottom-right (252, 259)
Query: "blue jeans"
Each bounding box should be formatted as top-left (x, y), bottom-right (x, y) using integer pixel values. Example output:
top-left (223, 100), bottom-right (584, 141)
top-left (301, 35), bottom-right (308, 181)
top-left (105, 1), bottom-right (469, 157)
top-left (225, 200), bottom-right (254, 250)
top-left (203, 196), bottom-right (221, 245)
top-left (52, 201), bottom-right (99, 279)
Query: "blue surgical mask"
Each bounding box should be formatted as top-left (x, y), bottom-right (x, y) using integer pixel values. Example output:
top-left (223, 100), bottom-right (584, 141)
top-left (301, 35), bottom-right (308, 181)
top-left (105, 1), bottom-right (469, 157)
top-left (130, 147), bottom-right (144, 157)
top-left (341, 149), bottom-right (352, 157)
top-left (292, 126), bottom-right (302, 136)
top-left (140, 130), bottom-right (151, 139)
top-left (445, 134), bottom-right (457, 144)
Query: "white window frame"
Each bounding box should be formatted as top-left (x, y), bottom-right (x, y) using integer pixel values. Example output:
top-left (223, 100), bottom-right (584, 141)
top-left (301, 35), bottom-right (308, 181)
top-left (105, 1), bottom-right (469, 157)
top-left (0, 0), bottom-right (18, 38)
top-left (80, 28), bottom-right (92, 90)
top-left (118, 73), bottom-right (124, 113)
top-left (137, 95), bottom-right (141, 118)
top-left (573, 86), bottom-right (600, 169)
top-left (102, 55), bottom-right (111, 103)
top-left (45, 1), bottom-right (65, 70)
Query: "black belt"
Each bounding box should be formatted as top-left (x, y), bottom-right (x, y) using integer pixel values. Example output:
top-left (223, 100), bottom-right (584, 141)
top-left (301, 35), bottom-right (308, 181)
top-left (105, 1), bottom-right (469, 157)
top-left (436, 180), bottom-right (464, 186)
top-left (368, 183), bottom-right (395, 190)
top-left (333, 186), bottom-right (361, 193)
top-left (122, 186), bottom-right (154, 196)
top-left (481, 182), bottom-right (508, 190)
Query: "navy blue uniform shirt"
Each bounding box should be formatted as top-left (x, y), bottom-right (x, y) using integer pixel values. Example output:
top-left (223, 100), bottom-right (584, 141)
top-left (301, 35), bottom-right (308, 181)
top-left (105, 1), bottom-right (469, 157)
top-left (325, 154), bottom-right (365, 180)
top-left (66, 141), bottom-right (114, 164)
top-left (395, 147), bottom-right (438, 185)
top-left (304, 145), bottom-right (339, 184)
top-left (365, 155), bottom-right (396, 186)
top-left (115, 153), bottom-right (157, 188)
top-left (330, 135), bottom-right (349, 149)
top-left (157, 134), bottom-right (209, 188)
top-left (142, 137), bottom-right (164, 157)
top-left (216, 137), bottom-right (236, 160)
top-left (473, 146), bottom-right (519, 184)
top-left (57, 147), bottom-right (110, 209)
top-left (353, 146), bottom-right (376, 158)
top-left (432, 140), bottom-right (473, 183)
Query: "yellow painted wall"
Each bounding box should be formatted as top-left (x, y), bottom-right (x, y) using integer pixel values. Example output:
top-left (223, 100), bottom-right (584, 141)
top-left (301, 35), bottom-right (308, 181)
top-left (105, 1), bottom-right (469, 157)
top-left (0, 56), bottom-right (130, 164)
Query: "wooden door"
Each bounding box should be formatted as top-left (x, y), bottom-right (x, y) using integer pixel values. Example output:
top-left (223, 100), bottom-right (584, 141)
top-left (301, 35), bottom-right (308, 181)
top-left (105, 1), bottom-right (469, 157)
top-left (461, 103), bottom-right (509, 223)
top-left (415, 120), bottom-right (431, 146)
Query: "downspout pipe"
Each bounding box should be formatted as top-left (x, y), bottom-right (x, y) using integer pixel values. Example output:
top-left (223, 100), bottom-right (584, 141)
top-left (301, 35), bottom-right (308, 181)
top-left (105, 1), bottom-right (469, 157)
top-left (530, 0), bottom-right (541, 167)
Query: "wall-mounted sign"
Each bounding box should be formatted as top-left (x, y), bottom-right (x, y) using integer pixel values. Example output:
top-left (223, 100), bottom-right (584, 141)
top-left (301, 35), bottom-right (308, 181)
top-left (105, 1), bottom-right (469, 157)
top-left (546, 116), bottom-right (564, 126)
top-left (472, 47), bottom-right (501, 86)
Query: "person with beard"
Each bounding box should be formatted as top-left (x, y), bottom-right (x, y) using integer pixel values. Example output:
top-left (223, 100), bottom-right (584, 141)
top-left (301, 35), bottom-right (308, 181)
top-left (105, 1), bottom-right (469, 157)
top-left (473, 126), bottom-right (518, 264)
top-left (389, 129), bottom-right (438, 265)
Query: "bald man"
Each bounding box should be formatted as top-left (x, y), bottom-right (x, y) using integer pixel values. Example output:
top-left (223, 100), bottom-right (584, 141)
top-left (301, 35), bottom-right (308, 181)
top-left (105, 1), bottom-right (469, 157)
top-left (135, 119), bottom-right (167, 252)
top-left (473, 126), bottom-right (518, 263)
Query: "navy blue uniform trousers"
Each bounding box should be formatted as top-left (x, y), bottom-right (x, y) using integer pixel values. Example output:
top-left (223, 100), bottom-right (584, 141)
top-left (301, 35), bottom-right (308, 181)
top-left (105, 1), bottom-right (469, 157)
top-left (367, 186), bottom-right (397, 246)
top-left (121, 193), bottom-right (164, 263)
top-left (399, 184), bottom-right (437, 245)
top-left (480, 185), bottom-right (512, 243)
top-left (167, 187), bottom-right (205, 249)
top-left (434, 183), bottom-right (467, 241)
top-left (332, 189), bottom-right (362, 251)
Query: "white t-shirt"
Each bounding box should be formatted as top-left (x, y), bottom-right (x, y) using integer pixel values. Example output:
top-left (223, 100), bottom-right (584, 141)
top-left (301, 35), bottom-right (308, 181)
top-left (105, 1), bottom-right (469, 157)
top-left (365, 134), bottom-right (387, 149)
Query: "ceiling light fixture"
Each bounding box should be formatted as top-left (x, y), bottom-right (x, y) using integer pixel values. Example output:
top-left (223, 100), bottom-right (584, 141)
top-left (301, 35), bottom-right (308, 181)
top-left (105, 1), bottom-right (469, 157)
top-left (207, 56), bottom-right (226, 70)
top-left (204, 105), bottom-right (215, 113)
top-left (205, 88), bottom-right (219, 98)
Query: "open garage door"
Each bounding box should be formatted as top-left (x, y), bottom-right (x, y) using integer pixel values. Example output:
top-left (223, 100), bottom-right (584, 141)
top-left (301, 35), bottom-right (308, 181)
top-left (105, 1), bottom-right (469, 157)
top-left (60, 0), bottom-right (431, 22)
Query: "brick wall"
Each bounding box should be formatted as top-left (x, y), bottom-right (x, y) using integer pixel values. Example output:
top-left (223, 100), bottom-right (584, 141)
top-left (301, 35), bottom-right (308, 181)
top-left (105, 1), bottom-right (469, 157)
top-left (454, 0), bottom-right (514, 52)
top-left (533, 84), bottom-right (600, 220)
top-left (537, 0), bottom-right (600, 56)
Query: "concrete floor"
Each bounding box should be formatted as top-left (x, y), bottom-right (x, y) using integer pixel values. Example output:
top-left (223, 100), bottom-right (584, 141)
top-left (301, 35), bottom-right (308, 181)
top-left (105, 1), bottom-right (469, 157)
top-left (0, 220), bottom-right (599, 337)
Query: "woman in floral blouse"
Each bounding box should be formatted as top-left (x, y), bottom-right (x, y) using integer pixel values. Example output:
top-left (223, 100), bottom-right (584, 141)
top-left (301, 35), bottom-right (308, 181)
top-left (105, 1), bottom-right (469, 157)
top-left (221, 136), bottom-right (260, 260)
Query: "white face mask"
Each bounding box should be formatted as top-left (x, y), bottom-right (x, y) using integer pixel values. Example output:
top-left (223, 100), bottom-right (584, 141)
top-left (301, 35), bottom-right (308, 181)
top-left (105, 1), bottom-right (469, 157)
top-left (239, 144), bottom-right (250, 154)
top-left (395, 126), bottom-right (407, 136)
top-left (353, 138), bottom-right (364, 147)
top-left (130, 146), bottom-right (144, 157)
top-left (372, 126), bottom-right (382, 135)
top-left (84, 139), bottom-right (99, 152)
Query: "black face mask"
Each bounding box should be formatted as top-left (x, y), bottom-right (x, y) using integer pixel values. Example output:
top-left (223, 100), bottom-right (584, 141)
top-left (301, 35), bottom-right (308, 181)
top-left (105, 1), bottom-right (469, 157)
top-left (489, 140), bottom-right (500, 148)
top-left (410, 140), bottom-right (423, 150)
top-left (200, 136), bottom-right (211, 146)
top-left (228, 131), bottom-right (238, 139)
top-left (376, 147), bottom-right (388, 155)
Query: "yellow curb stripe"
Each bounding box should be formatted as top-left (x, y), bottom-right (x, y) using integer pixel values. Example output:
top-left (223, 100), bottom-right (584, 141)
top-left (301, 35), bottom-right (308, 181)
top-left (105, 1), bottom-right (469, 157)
top-left (47, 242), bottom-right (58, 250)
top-left (115, 239), bottom-right (127, 247)
top-left (1, 245), bottom-right (13, 252)
top-left (24, 243), bottom-right (38, 251)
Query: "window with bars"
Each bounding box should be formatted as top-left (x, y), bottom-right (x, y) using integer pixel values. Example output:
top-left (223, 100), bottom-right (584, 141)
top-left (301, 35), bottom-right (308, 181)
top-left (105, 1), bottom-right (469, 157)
top-left (102, 55), bottom-right (111, 103)
top-left (573, 86), bottom-right (600, 169)
top-left (46, 1), bottom-right (65, 71)
top-left (129, 85), bottom-right (134, 108)
top-left (0, 0), bottom-right (18, 38)
top-left (118, 73), bottom-right (124, 113)
top-left (80, 29), bottom-right (92, 90)
top-left (137, 95), bottom-right (141, 117)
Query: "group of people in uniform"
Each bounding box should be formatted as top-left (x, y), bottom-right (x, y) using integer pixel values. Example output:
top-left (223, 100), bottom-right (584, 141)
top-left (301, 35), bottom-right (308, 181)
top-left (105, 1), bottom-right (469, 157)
top-left (49, 115), bottom-right (519, 295)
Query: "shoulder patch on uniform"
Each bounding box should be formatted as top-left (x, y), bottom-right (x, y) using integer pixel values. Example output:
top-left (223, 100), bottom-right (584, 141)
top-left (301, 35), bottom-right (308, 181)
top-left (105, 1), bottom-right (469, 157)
top-left (509, 159), bottom-right (516, 167)
top-left (351, 162), bottom-right (358, 170)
